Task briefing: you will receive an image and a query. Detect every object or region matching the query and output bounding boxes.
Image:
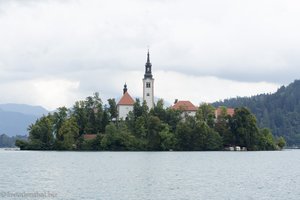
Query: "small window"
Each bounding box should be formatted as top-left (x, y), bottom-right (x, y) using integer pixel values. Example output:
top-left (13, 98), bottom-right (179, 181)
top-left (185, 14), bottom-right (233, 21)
top-left (146, 82), bottom-right (151, 88)
top-left (147, 93), bottom-right (150, 96)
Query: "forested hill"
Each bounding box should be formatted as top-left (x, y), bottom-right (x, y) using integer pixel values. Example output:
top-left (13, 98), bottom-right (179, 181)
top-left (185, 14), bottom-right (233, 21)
top-left (213, 80), bottom-right (300, 146)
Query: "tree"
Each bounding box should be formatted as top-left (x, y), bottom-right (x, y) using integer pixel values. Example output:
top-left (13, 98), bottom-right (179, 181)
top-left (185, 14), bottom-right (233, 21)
top-left (58, 117), bottom-right (79, 150)
top-left (151, 99), bottom-right (167, 122)
top-left (52, 107), bottom-right (68, 140)
top-left (165, 108), bottom-right (182, 133)
top-left (257, 128), bottom-right (276, 150)
top-left (230, 107), bottom-right (260, 150)
top-left (196, 103), bottom-right (215, 128)
top-left (277, 136), bottom-right (286, 149)
top-left (107, 98), bottom-right (118, 120)
top-left (214, 106), bottom-right (234, 147)
top-left (205, 128), bottom-right (222, 150)
top-left (27, 115), bottom-right (54, 150)
top-left (146, 116), bottom-right (163, 150)
top-left (84, 92), bottom-right (103, 134)
top-left (72, 100), bottom-right (88, 136)
top-left (175, 117), bottom-right (194, 150)
top-left (101, 108), bottom-right (110, 133)
top-left (101, 123), bottom-right (138, 150)
top-left (133, 99), bottom-right (143, 119)
top-left (159, 124), bottom-right (176, 150)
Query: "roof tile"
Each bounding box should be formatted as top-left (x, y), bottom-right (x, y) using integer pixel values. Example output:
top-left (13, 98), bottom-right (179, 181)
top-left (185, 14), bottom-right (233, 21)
top-left (172, 101), bottom-right (197, 111)
top-left (117, 92), bottom-right (135, 105)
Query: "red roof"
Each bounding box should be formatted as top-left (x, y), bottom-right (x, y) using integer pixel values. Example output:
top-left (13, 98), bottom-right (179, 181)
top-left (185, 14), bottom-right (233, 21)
top-left (117, 92), bottom-right (135, 105)
top-left (215, 107), bottom-right (235, 118)
top-left (83, 134), bottom-right (97, 140)
top-left (172, 101), bottom-right (198, 111)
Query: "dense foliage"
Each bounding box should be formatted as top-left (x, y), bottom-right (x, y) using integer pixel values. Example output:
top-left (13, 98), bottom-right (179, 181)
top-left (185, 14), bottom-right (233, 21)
top-left (213, 80), bottom-right (300, 146)
top-left (16, 93), bottom-right (284, 151)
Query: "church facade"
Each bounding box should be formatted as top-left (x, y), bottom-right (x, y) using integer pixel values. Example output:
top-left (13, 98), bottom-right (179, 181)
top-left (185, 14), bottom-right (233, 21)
top-left (117, 50), bottom-right (155, 119)
top-left (117, 83), bottom-right (135, 120)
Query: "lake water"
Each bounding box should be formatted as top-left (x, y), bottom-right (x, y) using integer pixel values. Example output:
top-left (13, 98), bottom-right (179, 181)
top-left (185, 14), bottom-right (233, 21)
top-left (0, 150), bottom-right (300, 200)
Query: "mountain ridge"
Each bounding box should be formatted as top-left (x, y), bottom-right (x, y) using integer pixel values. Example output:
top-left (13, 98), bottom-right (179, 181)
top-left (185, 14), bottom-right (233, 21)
top-left (0, 104), bottom-right (49, 137)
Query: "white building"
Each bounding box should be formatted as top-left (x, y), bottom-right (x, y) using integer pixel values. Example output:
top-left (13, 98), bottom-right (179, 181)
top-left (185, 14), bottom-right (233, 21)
top-left (143, 50), bottom-right (154, 110)
top-left (172, 100), bottom-right (198, 118)
top-left (117, 84), bottom-right (135, 120)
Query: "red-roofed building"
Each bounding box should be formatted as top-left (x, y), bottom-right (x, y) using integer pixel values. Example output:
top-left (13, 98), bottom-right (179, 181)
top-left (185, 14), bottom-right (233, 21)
top-left (83, 134), bottom-right (97, 140)
top-left (215, 107), bottom-right (235, 119)
top-left (172, 100), bottom-right (198, 117)
top-left (117, 84), bottom-right (135, 119)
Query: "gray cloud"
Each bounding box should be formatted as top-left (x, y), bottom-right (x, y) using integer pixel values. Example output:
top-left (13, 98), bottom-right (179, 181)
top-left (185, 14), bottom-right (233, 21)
top-left (0, 0), bottom-right (299, 108)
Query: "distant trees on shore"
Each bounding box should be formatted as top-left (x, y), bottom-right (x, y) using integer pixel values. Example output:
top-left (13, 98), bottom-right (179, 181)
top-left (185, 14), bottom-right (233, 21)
top-left (16, 93), bottom-right (285, 151)
top-left (0, 134), bottom-right (27, 148)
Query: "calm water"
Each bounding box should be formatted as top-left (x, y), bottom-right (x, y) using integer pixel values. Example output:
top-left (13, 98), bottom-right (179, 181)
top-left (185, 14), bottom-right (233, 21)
top-left (0, 150), bottom-right (300, 200)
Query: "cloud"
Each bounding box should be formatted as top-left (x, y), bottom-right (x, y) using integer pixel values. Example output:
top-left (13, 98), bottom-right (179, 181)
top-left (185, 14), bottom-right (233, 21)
top-left (154, 71), bottom-right (279, 106)
top-left (0, 78), bottom-right (79, 110)
top-left (0, 0), bottom-right (299, 109)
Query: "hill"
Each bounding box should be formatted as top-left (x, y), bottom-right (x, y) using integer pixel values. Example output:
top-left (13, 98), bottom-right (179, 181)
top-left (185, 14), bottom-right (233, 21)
top-left (0, 104), bottom-right (49, 137)
top-left (0, 103), bottom-right (48, 116)
top-left (213, 80), bottom-right (300, 146)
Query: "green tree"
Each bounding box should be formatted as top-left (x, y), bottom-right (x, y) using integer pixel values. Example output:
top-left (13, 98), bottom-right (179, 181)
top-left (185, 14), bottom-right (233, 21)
top-left (101, 123), bottom-right (138, 150)
top-left (151, 99), bottom-right (167, 122)
top-left (72, 100), bottom-right (88, 136)
top-left (101, 108), bottom-right (110, 132)
top-left (146, 116), bottom-right (162, 150)
top-left (214, 106), bottom-right (234, 147)
top-left (230, 107), bottom-right (260, 150)
top-left (277, 136), bottom-right (286, 149)
top-left (108, 98), bottom-right (118, 120)
top-left (52, 107), bottom-right (68, 140)
top-left (165, 108), bottom-right (182, 133)
top-left (159, 125), bottom-right (176, 150)
top-left (27, 115), bottom-right (54, 150)
top-left (84, 92), bottom-right (103, 134)
top-left (175, 117), bottom-right (194, 150)
top-left (58, 117), bottom-right (79, 150)
top-left (257, 128), bottom-right (276, 150)
top-left (196, 103), bottom-right (215, 128)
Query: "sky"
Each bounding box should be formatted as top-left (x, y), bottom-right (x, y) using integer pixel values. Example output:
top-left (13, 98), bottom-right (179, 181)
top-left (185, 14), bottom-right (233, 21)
top-left (0, 0), bottom-right (300, 110)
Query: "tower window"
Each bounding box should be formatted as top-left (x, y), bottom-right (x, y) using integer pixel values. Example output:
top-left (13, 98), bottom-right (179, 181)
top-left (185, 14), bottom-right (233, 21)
top-left (146, 82), bottom-right (151, 88)
top-left (147, 93), bottom-right (150, 96)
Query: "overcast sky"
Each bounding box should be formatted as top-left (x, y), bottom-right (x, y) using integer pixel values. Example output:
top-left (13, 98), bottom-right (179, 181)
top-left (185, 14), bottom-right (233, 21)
top-left (0, 0), bottom-right (299, 110)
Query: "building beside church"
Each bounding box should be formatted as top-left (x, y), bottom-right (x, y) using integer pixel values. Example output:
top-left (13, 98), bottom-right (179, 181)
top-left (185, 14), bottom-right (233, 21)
top-left (215, 107), bottom-right (235, 119)
top-left (117, 83), bottom-right (135, 120)
top-left (172, 100), bottom-right (198, 117)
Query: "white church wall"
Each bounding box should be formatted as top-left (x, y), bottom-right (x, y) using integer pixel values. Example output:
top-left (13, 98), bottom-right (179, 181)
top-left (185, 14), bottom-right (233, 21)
top-left (118, 105), bottom-right (133, 120)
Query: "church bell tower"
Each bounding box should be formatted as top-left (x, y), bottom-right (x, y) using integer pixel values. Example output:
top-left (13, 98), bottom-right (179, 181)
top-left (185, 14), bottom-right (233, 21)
top-left (143, 50), bottom-right (154, 109)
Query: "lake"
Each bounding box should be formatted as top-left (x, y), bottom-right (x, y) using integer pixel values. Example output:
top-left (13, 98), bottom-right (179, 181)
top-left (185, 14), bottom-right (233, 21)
top-left (0, 150), bottom-right (300, 200)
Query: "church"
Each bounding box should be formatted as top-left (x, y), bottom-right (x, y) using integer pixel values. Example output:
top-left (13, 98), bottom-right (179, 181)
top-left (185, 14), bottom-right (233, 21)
top-left (117, 50), bottom-right (154, 119)
top-left (117, 50), bottom-right (234, 120)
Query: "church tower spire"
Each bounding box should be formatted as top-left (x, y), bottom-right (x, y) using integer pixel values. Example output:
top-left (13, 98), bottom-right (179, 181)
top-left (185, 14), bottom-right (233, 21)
top-left (144, 49), bottom-right (153, 79)
top-left (123, 83), bottom-right (127, 94)
top-left (143, 49), bottom-right (154, 109)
